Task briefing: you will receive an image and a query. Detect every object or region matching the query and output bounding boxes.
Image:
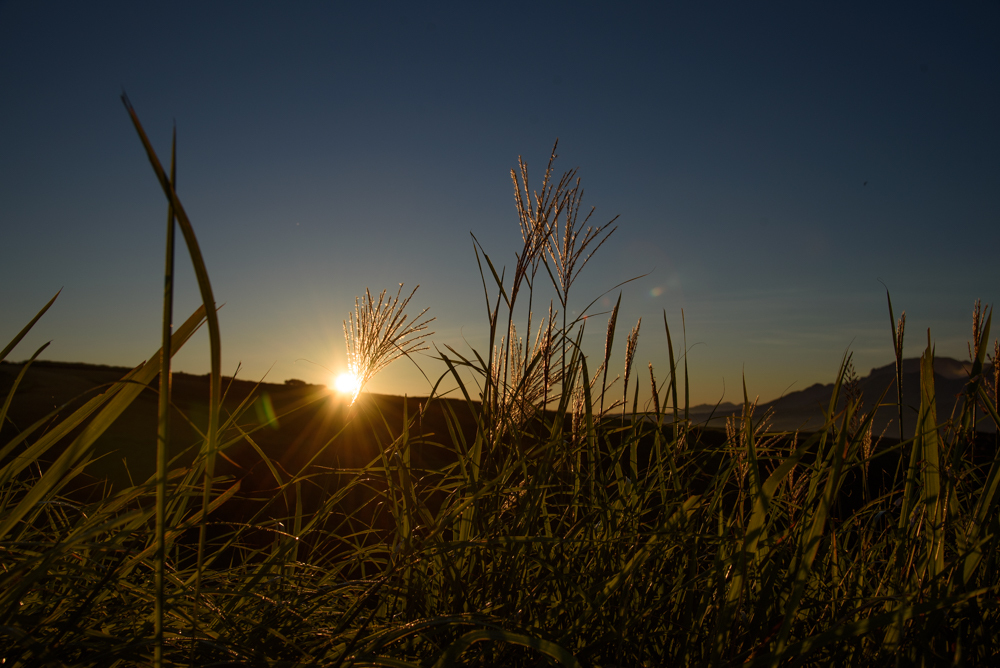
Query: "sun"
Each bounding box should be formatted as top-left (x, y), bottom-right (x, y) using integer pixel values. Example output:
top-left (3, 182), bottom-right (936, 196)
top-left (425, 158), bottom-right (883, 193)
top-left (330, 371), bottom-right (361, 397)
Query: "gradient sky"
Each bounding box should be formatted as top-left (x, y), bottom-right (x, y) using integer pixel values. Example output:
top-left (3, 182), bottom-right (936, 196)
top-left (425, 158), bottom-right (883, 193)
top-left (2, 1), bottom-right (998, 407)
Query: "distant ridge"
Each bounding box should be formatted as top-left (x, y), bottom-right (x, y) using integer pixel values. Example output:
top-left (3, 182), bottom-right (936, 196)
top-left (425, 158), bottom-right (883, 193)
top-left (684, 356), bottom-right (996, 437)
top-left (3, 358), bottom-right (996, 442)
top-left (0, 358), bottom-right (324, 388)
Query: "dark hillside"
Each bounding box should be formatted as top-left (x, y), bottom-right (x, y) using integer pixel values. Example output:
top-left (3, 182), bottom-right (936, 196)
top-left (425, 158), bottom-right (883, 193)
top-left (0, 360), bottom-right (477, 497)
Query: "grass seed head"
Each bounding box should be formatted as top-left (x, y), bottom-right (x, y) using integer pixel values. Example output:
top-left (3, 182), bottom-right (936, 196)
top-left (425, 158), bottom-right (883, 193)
top-left (969, 299), bottom-right (985, 362)
top-left (343, 284), bottom-right (434, 404)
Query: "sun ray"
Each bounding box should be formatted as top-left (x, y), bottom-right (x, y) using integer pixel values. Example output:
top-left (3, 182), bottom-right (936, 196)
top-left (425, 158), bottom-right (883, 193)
top-left (330, 370), bottom-right (361, 398)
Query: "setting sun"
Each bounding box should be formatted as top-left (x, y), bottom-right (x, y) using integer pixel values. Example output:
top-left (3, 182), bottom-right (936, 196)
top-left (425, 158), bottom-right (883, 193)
top-left (330, 371), bottom-right (361, 397)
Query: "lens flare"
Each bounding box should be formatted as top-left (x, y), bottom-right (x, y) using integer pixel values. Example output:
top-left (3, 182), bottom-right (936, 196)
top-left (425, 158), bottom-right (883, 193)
top-left (331, 371), bottom-right (361, 397)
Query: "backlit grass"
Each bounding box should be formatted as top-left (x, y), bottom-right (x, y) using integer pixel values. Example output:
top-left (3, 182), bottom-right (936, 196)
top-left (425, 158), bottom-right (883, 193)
top-left (1, 102), bottom-right (999, 667)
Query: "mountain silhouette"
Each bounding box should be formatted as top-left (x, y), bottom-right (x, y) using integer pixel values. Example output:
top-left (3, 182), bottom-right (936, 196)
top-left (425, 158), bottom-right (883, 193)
top-left (686, 356), bottom-right (996, 438)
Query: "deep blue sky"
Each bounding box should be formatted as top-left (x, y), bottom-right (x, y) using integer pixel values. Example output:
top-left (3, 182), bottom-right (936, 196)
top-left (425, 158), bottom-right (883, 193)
top-left (2, 1), bottom-right (998, 405)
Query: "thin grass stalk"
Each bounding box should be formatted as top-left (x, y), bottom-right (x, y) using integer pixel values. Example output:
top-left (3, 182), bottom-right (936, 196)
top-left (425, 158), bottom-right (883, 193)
top-left (681, 309), bottom-right (690, 425)
top-left (648, 363), bottom-right (660, 420)
top-left (542, 301), bottom-right (554, 415)
top-left (916, 331), bottom-right (944, 588)
top-left (663, 311), bottom-right (681, 443)
top-left (471, 239), bottom-right (506, 441)
top-left (961, 302), bottom-right (992, 438)
top-left (121, 95), bottom-right (223, 652)
top-left (153, 127), bottom-right (176, 668)
top-left (629, 375), bottom-right (640, 497)
top-left (648, 362), bottom-right (669, 507)
top-left (885, 290), bottom-right (906, 441)
top-left (963, 379), bottom-right (1000, 585)
top-left (522, 278), bottom-right (535, 415)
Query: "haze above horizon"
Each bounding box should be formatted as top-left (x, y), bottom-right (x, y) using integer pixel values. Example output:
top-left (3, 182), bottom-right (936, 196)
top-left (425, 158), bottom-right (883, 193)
top-left (1, 1), bottom-right (997, 406)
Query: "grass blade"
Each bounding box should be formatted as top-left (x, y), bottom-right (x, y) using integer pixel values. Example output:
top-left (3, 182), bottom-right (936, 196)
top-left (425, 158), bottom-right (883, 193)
top-left (0, 290), bottom-right (60, 363)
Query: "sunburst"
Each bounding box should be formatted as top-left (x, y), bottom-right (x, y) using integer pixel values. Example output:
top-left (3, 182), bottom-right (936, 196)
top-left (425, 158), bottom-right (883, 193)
top-left (330, 370), bottom-right (361, 399)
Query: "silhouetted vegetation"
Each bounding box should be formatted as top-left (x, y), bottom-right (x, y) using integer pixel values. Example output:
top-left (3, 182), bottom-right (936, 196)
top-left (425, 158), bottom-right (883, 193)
top-left (2, 105), bottom-right (999, 666)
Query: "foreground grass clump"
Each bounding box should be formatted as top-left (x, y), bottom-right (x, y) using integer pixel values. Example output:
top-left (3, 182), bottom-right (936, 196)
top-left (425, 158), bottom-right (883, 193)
top-left (2, 106), bottom-right (1000, 667)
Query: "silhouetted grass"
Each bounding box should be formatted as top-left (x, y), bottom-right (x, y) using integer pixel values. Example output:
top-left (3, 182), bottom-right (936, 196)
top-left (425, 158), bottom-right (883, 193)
top-left (2, 104), bottom-right (999, 667)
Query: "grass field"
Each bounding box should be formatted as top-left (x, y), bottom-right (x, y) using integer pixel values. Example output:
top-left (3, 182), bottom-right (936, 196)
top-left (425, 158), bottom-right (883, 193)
top-left (2, 101), bottom-right (999, 666)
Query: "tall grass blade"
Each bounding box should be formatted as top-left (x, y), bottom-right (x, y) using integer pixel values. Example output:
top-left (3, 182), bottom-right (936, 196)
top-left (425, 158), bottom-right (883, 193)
top-left (153, 127), bottom-right (177, 668)
top-left (916, 331), bottom-right (944, 585)
top-left (963, 382), bottom-right (1000, 583)
top-left (770, 358), bottom-right (852, 662)
top-left (754, 588), bottom-right (992, 668)
top-left (0, 342), bottom-right (50, 434)
top-left (681, 309), bottom-right (690, 423)
top-left (0, 290), bottom-right (60, 363)
top-left (0, 305), bottom-right (206, 541)
top-left (120, 94), bottom-right (223, 644)
top-left (663, 311), bottom-right (680, 441)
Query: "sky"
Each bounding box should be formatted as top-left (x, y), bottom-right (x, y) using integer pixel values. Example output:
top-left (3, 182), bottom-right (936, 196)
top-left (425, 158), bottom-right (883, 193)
top-left (1, 1), bottom-right (998, 407)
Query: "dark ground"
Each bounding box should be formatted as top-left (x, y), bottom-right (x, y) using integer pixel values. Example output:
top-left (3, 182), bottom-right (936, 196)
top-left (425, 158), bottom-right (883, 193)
top-left (3, 358), bottom-right (996, 533)
top-left (0, 359), bottom-right (472, 494)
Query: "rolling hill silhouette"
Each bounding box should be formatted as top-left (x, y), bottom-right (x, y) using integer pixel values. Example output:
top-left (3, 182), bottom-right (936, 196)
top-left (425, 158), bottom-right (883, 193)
top-left (2, 356), bottom-right (995, 499)
top-left (0, 360), bottom-right (472, 497)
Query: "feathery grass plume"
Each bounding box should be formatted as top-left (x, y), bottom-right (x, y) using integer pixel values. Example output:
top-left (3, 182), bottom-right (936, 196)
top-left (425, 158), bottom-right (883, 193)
top-left (725, 413), bottom-right (749, 484)
top-left (497, 322), bottom-right (527, 425)
top-left (969, 299), bottom-right (986, 362)
top-left (959, 299), bottom-right (992, 441)
top-left (844, 359), bottom-right (873, 480)
top-left (475, 143), bottom-right (562, 414)
top-left (785, 431), bottom-right (806, 517)
top-left (344, 284), bottom-right (434, 404)
top-left (860, 414), bottom-right (874, 477)
top-left (844, 359), bottom-right (863, 436)
top-left (521, 141), bottom-right (618, 386)
top-left (725, 398), bottom-right (772, 495)
top-left (511, 143), bottom-right (561, 299)
top-left (844, 359), bottom-right (873, 486)
top-left (571, 379), bottom-right (585, 447)
top-left (541, 301), bottom-right (556, 405)
top-left (886, 290), bottom-right (906, 441)
top-left (572, 358), bottom-right (604, 446)
top-left (506, 314), bottom-right (558, 427)
top-left (599, 293), bottom-right (621, 415)
top-left (544, 149), bottom-right (618, 310)
top-left (622, 318), bottom-right (640, 421)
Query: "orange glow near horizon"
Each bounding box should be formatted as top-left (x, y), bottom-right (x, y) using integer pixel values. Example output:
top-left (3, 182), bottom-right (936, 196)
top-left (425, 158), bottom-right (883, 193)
top-left (330, 371), bottom-right (361, 397)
